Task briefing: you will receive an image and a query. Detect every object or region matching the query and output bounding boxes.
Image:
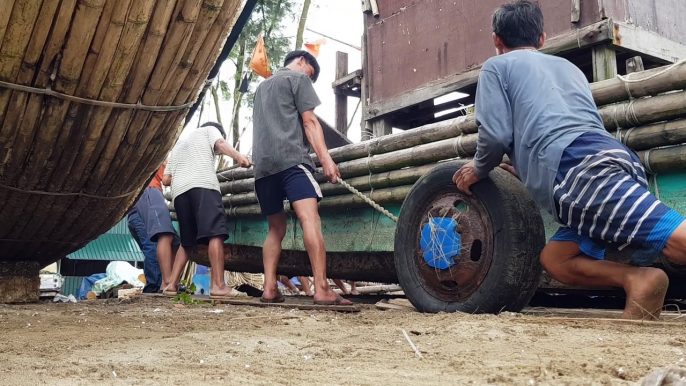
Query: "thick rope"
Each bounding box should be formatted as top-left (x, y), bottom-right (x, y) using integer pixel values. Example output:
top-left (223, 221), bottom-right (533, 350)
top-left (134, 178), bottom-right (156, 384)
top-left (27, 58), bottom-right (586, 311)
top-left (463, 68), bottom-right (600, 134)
top-left (0, 80), bottom-right (195, 112)
top-left (337, 178), bottom-right (398, 222)
top-left (0, 181), bottom-right (139, 200)
top-left (616, 58), bottom-right (686, 84)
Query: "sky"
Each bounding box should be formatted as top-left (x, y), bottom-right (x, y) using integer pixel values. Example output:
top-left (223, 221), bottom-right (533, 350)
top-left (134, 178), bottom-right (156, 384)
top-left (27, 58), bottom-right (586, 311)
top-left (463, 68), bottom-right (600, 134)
top-left (183, 0), bottom-right (364, 155)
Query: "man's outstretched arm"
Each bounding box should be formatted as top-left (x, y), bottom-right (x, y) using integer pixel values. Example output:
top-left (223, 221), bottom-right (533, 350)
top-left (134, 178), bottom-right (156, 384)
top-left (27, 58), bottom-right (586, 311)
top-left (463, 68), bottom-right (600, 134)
top-left (215, 138), bottom-right (251, 168)
top-left (302, 110), bottom-right (340, 183)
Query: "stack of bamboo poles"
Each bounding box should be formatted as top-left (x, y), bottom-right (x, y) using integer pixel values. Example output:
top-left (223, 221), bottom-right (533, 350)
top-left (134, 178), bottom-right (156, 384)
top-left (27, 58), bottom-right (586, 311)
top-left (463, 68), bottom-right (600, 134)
top-left (167, 61), bottom-right (686, 219)
top-left (0, 0), bottom-right (245, 263)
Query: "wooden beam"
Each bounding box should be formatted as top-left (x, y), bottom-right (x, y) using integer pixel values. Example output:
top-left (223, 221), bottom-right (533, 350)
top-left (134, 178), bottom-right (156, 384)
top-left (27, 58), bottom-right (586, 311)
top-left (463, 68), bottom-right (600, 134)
top-left (361, 26), bottom-right (370, 141)
top-left (369, 0), bottom-right (379, 17)
top-left (625, 56), bottom-right (645, 74)
top-left (371, 118), bottom-right (392, 137)
top-left (363, 19), bottom-right (614, 121)
top-left (335, 51), bottom-right (348, 134)
top-left (592, 44), bottom-right (617, 82)
top-left (332, 69), bottom-right (362, 89)
top-left (571, 0), bottom-right (580, 23)
top-left (611, 21), bottom-right (686, 64)
top-left (362, 0), bottom-right (371, 14)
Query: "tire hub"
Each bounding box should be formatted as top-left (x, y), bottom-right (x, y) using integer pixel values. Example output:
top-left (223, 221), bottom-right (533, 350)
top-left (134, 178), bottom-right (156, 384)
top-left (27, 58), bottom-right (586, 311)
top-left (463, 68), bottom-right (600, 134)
top-left (414, 191), bottom-right (494, 302)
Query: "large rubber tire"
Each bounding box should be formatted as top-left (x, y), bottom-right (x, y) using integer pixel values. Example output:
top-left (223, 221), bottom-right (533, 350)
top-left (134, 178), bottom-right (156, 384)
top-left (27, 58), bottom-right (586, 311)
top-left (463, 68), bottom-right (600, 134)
top-left (394, 160), bottom-right (545, 313)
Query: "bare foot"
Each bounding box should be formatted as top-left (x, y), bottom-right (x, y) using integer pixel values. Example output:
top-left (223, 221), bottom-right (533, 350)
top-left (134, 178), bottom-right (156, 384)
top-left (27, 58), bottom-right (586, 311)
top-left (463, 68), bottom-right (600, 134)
top-left (623, 268), bottom-right (669, 320)
top-left (313, 288), bottom-right (353, 305)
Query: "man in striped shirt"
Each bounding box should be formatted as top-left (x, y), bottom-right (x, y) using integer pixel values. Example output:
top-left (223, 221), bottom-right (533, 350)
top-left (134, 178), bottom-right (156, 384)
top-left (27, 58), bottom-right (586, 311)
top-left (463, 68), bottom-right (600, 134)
top-left (164, 122), bottom-right (250, 299)
top-left (453, 1), bottom-right (686, 319)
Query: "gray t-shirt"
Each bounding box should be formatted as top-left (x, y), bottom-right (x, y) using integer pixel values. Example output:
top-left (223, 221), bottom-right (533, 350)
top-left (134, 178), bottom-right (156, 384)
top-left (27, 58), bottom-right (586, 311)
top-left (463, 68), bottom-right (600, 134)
top-left (252, 68), bottom-right (321, 179)
top-left (472, 50), bottom-right (611, 217)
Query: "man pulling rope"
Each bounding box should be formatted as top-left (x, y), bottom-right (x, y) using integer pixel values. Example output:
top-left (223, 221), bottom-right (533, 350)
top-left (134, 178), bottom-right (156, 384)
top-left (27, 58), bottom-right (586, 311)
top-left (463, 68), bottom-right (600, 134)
top-left (251, 50), bottom-right (353, 306)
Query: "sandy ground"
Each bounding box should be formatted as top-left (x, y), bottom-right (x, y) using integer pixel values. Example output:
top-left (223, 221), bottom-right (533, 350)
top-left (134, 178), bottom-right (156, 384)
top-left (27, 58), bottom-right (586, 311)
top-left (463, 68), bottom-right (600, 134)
top-left (0, 296), bottom-right (684, 385)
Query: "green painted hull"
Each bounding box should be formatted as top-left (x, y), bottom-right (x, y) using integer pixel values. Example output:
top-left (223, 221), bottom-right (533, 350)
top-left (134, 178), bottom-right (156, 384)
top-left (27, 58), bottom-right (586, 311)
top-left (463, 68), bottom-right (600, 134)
top-left (226, 172), bottom-right (686, 253)
top-left (226, 204), bottom-right (401, 253)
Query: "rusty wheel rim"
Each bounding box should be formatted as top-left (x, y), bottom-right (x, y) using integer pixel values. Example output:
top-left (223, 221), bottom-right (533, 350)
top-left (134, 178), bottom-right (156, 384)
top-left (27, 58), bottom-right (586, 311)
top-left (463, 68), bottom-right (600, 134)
top-left (413, 190), bottom-right (494, 302)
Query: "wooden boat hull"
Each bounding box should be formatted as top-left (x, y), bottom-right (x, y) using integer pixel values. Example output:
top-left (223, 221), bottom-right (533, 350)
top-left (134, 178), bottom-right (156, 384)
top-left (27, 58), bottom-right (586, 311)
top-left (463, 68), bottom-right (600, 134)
top-left (0, 0), bottom-right (246, 301)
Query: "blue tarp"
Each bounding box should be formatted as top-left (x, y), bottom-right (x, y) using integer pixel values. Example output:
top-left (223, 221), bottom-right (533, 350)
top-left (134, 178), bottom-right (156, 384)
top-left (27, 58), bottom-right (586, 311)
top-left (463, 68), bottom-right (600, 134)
top-left (77, 273), bottom-right (107, 300)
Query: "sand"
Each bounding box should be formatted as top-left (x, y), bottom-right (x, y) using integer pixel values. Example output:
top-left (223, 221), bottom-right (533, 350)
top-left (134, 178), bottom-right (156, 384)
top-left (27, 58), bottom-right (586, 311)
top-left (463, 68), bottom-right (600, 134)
top-left (1, 296), bottom-right (684, 385)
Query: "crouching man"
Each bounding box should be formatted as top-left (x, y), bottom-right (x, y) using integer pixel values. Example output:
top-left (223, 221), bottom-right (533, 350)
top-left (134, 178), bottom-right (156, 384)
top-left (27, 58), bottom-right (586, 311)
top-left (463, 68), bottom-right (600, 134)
top-left (453, 1), bottom-right (686, 319)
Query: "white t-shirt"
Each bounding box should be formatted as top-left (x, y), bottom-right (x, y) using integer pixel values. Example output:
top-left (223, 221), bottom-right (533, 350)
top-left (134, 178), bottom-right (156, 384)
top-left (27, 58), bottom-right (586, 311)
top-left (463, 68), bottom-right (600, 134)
top-left (165, 126), bottom-right (223, 201)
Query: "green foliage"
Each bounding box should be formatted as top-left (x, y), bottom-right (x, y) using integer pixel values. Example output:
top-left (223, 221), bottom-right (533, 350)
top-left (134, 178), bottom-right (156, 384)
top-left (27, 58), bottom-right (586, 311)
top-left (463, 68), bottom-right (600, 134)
top-left (172, 280), bottom-right (202, 305)
top-left (219, 80), bottom-right (232, 101)
top-left (172, 292), bottom-right (203, 305)
top-left (223, 0), bottom-right (298, 106)
top-left (230, 0), bottom-right (297, 68)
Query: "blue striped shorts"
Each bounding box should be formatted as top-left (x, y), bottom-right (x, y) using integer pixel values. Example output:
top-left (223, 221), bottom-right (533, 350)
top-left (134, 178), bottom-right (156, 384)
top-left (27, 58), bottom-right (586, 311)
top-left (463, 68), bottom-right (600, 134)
top-left (550, 132), bottom-right (684, 266)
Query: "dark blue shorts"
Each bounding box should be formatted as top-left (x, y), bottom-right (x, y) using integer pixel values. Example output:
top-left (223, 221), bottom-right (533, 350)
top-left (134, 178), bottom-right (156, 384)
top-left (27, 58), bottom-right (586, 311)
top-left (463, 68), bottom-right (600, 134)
top-left (254, 164), bottom-right (323, 217)
top-left (133, 187), bottom-right (180, 244)
top-left (550, 132), bottom-right (684, 266)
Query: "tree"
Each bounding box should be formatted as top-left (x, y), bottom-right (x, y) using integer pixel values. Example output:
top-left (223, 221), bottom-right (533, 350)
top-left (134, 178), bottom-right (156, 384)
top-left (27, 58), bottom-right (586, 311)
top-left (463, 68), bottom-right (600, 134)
top-left (227, 0), bottom-right (297, 153)
top-left (295, 0), bottom-right (311, 50)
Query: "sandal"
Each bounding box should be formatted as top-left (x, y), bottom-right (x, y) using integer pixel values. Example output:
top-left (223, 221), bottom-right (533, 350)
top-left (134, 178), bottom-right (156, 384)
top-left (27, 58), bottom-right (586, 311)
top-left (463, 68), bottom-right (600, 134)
top-left (313, 294), bottom-right (353, 306)
top-left (260, 292), bottom-right (286, 303)
top-left (209, 289), bottom-right (246, 300)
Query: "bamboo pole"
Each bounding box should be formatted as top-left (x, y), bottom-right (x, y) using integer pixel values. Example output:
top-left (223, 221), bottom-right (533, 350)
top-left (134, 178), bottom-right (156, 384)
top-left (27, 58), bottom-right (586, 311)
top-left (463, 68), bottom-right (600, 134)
top-left (0, 1), bottom-right (63, 239)
top-left (98, 0), bottom-right (202, 195)
top-left (11, 0), bottom-right (117, 242)
top-left (611, 118), bottom-right (686, 152)
top-left (0, 0), bottom-right (58, 176)
top-left (0, 0), bottom-right (52, 241)
top-left (4, 0), bottom-right (79, 242)
top-left (216, 163), bottom-right (437, 207)
top-left (171, 185), bottom-right (413, 219)
top-left (636, 145), bottom-right (686, 175)
top-left (205, 139), bottom-right (685, 218)
top-left (38, 1), bottom-right (159, 242)
top-left (209, 128), bottom-right (686, 217)
top-left (217, 116), bottom-right (478, 181)
top-left (84, 0), bottom-right (177, 194)
top-left (75, 0), bottom-right (117, 97)
top-left (599, 90), bottom-right (686, 131)
top-left (126, 0), bottom-right (244, 194)
top-left (591, 61), bottom-right (686, 107)
top-left (0, 0), bottom-right (44, 152)
top-left (0, 1), bottom-right (16, 48)
top-left (217, 115), bottom-right (686, 196)
top-left (0, 0), bottom-right (104, 252)
top-left (65, 0), bottom-right (191, 241)
top-left (15, 0), bottom-right (106, 192)
top-left (120, 0), bottom-right (244, 197)
top-left (86, 0), bottom-right (244, 242)
top-left (119, 0), bottom-right (225, 192)
top-left (220, 90), bottom-right (686, 185)
top-left (48, 0), bottom-right (132, 193)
